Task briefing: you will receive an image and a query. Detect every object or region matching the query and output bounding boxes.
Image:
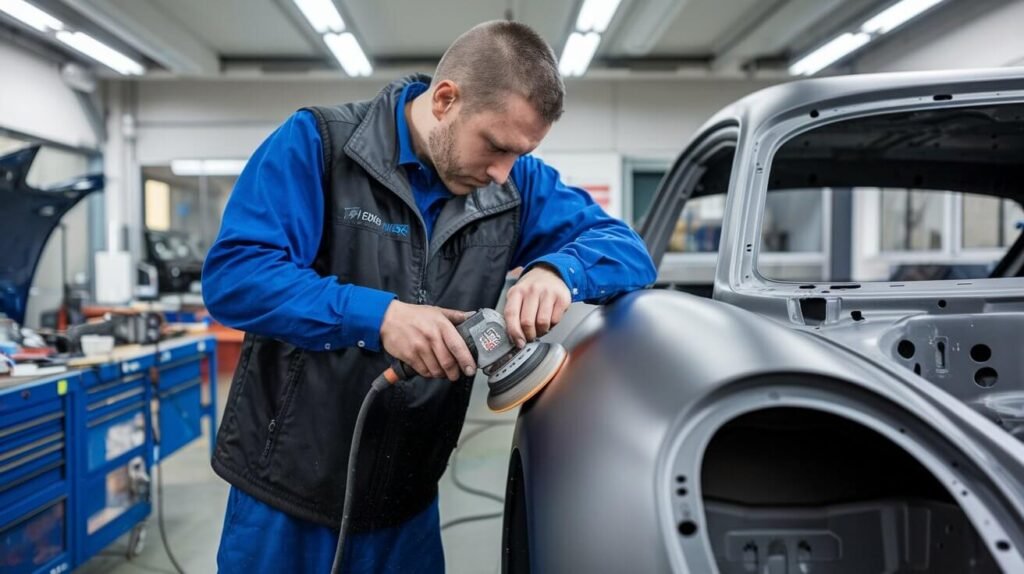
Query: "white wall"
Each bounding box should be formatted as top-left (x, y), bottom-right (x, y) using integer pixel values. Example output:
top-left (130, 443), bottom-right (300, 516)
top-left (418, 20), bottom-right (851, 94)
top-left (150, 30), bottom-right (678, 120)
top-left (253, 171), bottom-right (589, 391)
top-left (132, 77), bottom-right (776, 165)
top-left (127, 76), bottom-right (774, 243)
top-left (539, 152), bottom-right (624, 218)
top-left (125, 76), bottom-right (774, 242)
top-left (0, 41), bottom-right (98, 149)
top-left (134, 79), bottom-right (380, 165)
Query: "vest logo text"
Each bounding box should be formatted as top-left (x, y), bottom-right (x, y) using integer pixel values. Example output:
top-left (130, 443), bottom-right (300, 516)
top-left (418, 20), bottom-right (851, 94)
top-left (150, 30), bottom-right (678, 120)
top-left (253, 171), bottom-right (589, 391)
top-left (343, 207), bottom-right (411, 237)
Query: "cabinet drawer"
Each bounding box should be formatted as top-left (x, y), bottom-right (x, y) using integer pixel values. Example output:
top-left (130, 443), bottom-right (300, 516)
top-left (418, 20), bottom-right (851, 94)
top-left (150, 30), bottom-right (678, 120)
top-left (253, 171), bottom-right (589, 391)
top-left (158, 358), bottom-right (201, 392)
top-left (0, 496), bottom-right (69, 574)
top-left (158, 380), bottom-right (201, 459)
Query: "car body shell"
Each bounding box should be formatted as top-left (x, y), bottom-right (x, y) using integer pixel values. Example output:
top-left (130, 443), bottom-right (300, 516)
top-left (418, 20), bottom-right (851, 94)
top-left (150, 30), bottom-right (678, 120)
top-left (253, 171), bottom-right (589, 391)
top-left (505, 67), bottom-right (1024, 573)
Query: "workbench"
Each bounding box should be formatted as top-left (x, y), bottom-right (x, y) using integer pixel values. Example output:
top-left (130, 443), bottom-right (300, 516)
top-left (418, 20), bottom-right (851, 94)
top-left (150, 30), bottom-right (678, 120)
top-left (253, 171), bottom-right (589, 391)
top-left (0, 334), bottom-right (217, 573)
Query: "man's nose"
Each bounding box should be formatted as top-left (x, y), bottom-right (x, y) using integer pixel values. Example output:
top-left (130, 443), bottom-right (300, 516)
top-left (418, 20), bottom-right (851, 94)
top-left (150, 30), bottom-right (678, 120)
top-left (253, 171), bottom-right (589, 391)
top-left (486, 156), bottom-right (517, 185)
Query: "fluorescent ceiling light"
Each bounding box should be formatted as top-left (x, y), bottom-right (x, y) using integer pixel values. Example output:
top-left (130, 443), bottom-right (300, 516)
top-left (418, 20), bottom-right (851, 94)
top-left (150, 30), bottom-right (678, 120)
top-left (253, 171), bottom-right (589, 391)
top-left (323, 32), bottom-right (372, 77)
top-left (576, 0), bottom-right (622, 33)
top-left (56, 31), bottom-right (144, 75)
top-left (292, 0), bottom-right (344, 34)
top-left (861, 0), bottom-right (944, 35)
top-left (0, 0), bottom-right (63, 32)
top-left (559, 32), bottom-right (601, 77)
top-left (789, 32), bottom-right (871, 76)
top-left (170, 159), bottom-right (247, 176)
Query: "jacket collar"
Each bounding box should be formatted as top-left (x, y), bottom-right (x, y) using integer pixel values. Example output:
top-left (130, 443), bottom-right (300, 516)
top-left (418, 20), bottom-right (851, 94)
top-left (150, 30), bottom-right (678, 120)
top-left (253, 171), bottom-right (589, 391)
top-left (344, 74), bottom-right (428, 181)
top-left (343, 74), bottom-right (521, 243)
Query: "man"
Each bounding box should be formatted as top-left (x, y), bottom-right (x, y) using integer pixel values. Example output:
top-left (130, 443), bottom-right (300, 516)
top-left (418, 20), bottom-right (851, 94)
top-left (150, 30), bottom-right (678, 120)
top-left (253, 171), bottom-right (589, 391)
top-left (204, 20), bottom-right (656, 573)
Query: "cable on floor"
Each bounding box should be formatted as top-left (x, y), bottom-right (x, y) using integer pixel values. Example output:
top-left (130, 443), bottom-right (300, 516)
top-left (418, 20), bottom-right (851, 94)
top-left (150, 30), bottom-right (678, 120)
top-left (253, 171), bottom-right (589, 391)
top-left (440, 420), bottom-right (514, 531)
top-left (150, 339), bottom-right (187, 574)
top-left (155, 461), bottom-right (187, 574)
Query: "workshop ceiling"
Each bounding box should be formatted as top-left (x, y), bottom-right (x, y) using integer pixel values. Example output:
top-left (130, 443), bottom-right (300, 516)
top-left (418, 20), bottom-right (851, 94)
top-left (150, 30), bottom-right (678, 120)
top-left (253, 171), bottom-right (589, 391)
top-left (0, 0), bottom-right (971, 79)
top-left (149, 0), bottom-right (314, 57)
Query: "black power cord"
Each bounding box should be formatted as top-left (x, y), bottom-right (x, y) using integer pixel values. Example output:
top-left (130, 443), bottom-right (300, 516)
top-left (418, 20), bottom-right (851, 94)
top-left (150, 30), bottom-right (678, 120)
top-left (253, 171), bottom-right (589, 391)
top-left (149, 339), bottom-right (187, 574)
top-left (155, 456), bottom-right (186, 574)
top-left (330, 372), bottom-right (393, 574)
top-left (330, 368), bottom-right (519, 571)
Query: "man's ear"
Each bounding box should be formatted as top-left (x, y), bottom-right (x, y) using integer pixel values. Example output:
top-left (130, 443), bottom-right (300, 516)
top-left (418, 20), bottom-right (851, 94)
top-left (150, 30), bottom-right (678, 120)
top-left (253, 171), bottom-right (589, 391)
top-left (432, 80), bottom-right (461, 121)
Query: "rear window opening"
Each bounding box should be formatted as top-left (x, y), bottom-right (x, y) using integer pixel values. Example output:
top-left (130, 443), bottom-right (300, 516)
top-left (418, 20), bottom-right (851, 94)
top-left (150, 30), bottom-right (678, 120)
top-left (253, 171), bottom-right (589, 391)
top-left (759, 103), bottom-right (1024, 284)
top-left (701, 408), bottom-right (1000, 573)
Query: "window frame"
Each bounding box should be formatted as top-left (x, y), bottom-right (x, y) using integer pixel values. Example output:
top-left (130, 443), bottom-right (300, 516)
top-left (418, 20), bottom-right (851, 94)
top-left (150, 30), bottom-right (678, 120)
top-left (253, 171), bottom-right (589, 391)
top-left (737, 91), bottom-right (1024, 295)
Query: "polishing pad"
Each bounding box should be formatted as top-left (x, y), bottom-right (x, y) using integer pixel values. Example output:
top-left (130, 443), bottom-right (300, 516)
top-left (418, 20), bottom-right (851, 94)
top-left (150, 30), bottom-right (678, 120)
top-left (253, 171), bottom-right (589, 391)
top-left (486, 342), bottom-right (568, 413)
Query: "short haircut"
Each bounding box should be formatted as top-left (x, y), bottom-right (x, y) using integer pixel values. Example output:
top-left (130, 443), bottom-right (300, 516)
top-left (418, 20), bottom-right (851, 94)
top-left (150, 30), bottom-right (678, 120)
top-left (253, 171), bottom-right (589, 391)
top-left (434, 20), bottom-right (565, 124)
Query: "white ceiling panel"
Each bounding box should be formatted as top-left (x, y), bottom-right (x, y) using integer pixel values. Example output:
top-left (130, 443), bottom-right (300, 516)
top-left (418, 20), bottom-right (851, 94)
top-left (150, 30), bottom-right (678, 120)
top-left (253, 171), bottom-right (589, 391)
top-left (345, 0), bottom-right (513, 55)
top-left (634, 0), bottom-right (763, 54)
top-left (149, 0), bottom-right (316, 56)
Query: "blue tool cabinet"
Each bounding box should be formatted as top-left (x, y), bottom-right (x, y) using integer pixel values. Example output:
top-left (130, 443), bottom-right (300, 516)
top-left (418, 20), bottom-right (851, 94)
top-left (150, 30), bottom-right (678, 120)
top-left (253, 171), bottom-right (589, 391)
top-left (154, 337), bottom-right (217, 462)
top-left (74, 351), bottom-right (155, 566)
top-left (0, 334), bottom-right (217, 573)
top-left (0, 373), bottom-right (74, 574)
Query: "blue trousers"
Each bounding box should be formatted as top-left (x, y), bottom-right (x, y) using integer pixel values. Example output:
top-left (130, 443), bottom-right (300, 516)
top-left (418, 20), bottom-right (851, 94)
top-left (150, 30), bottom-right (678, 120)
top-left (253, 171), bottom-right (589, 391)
top-left (216, 486), bottom-right (444, 573)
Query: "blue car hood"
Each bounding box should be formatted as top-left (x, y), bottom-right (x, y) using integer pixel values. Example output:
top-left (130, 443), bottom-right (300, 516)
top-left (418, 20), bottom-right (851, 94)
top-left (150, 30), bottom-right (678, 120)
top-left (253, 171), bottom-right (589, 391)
top-left (0, 145), bottom-right (103, 324)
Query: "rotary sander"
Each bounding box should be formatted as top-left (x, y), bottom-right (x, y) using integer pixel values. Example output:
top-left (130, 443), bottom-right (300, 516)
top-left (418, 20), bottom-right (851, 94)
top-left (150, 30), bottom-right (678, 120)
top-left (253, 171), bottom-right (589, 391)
top-left (453, 307), bottom-right (568, 412)
top-left (329, 308), bottom-right (568, 573)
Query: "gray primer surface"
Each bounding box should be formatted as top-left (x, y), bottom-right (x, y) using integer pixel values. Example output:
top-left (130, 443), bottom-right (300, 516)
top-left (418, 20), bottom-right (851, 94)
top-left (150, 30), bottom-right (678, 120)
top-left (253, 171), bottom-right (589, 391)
top-left (509, 67), bottom-right (1024, 573)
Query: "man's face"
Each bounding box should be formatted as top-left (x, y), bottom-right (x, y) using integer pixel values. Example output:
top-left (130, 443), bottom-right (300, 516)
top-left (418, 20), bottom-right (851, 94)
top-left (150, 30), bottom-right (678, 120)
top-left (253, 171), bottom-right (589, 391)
top-left (428, 92), bottom-right (551, 195)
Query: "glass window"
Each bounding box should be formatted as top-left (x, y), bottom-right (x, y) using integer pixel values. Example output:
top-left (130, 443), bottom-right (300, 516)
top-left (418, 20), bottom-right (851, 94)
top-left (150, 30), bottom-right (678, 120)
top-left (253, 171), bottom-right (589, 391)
top-left (631, 170), bottom-right (664, 226)
top-left (881, 189), bottom-right (945, 252)
top-left (141, 166), bottom-right (236, 295)
top-left (141, 167), bottom-right (236, 258)
top-left (145, 179), bottom-right (171, 231)
top-left (963, 194), bottom-right (1024, 249)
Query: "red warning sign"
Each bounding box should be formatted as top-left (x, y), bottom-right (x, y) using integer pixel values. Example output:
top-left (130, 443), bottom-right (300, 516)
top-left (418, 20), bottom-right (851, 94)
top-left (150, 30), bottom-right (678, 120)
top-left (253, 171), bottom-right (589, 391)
top-left (583, 184), bottom-right (611, 209)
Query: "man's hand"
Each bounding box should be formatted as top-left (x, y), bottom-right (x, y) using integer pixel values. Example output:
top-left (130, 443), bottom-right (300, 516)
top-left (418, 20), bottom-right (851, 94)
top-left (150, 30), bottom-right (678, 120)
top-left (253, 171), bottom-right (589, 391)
top-left (503, 265), bottom-right (572, 348)
top-left (380, 301), bottom-right (476, 381)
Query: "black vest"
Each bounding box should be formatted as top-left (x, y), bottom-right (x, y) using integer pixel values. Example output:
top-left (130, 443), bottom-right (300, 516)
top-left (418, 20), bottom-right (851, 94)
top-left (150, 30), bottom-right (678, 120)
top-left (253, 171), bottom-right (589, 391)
top-left (211, 74), bottom-right (522, 531)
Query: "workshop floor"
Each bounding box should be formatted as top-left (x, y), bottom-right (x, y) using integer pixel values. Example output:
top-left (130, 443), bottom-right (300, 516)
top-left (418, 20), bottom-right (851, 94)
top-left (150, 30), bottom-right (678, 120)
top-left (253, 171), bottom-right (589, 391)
top-left (77, 370), bottom-right (516, 574)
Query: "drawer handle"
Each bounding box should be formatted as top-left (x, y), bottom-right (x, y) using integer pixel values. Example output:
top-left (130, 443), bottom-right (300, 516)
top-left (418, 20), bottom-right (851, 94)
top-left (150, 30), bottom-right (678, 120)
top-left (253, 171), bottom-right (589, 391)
top-left (0, 441), bottom-right (63, 474)
top-left (0, 412), bottom-right (63, 440)
top-left (86, 388), bottom-right (145, 412)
